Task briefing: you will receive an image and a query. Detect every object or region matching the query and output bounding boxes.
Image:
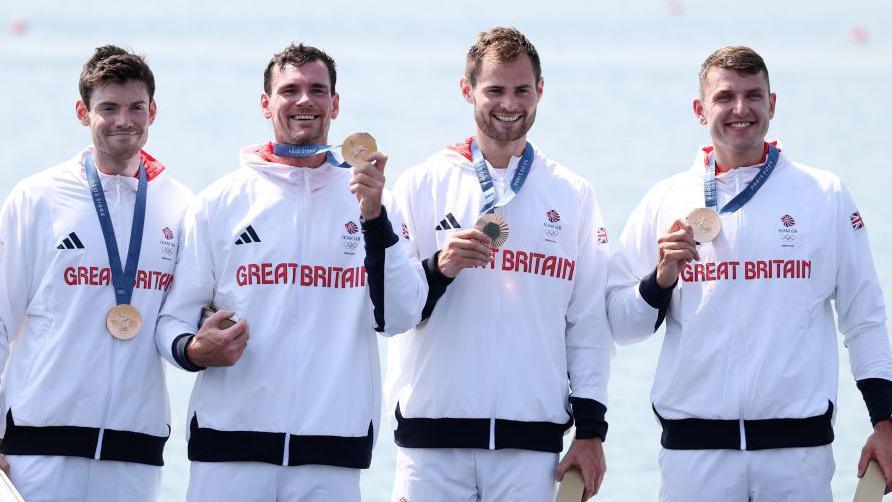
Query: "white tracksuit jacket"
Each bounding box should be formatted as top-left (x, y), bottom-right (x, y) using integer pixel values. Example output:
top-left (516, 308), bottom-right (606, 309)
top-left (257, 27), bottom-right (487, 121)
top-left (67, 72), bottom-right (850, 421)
top-left (0, 148), bottom-right (191, 465)
top-left (607, 144), bottom-right (892, 450)
top-left (386, 137), bottom-right (613, 453)
top-left (156, 143), bottom-right (427, 468)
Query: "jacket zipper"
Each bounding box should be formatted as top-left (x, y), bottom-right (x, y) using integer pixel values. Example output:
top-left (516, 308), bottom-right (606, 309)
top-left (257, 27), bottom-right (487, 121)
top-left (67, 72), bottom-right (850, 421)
top-left (734, 171), bottom-right (747, 451)
top-left (282, 169), bottom-right (308, 465)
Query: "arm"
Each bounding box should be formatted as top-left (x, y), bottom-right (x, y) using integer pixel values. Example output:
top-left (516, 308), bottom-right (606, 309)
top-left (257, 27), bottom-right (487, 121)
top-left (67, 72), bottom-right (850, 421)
top-left (833, 183), bottom-right (892, 490)
top-left (0, 188), bottom-right (32, 384)
top-left (606, 183), bottom-right (697, 344)
top-left (155, 198), bottom-right (246, 370)
top-left (556, 185), bottom-right (612, 499)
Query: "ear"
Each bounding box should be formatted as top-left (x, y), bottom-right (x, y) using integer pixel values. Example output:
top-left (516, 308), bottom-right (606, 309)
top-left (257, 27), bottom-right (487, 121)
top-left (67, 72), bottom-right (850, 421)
top-left (75, 100), bottom-right (90, 126)
top-left (768, 92), bottom-right (776, 120)
top-left (148, 100), bottom-right (157, 126)
top-left (692, 98), bottom-right (707, 125)
top-left (260, 93), bottom-right (272, 119)
top-left (460, 76), bottom-right (474, 104)
top-left (330, 92), bottom-right (340, 120)
top-left (535, 76), bottom-right (544, 102)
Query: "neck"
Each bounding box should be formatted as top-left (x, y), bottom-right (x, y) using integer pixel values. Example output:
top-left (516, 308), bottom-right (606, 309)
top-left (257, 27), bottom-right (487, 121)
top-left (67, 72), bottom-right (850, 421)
top-left (476, 131), bottom-right (526, 169)
top-left (93, 149), bottom-right (141, 177)
top-left (713, 144), bottom-right (766, 174)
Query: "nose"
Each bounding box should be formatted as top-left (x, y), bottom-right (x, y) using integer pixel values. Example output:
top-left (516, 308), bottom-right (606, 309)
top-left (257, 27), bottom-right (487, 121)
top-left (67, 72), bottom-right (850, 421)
top-left (732, 96), bottom-right (746, 115)
top-left (114, 109), bottom-right (132, 129)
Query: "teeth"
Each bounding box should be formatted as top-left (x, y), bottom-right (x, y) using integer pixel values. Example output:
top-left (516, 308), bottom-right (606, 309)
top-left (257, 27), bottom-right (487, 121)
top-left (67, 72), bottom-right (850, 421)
top-left (494, 113), bottom-right (521, 122)
top-left (728, 121), bottom-right (752, 128)
top-left (292, 114), bottom-right (315, 121)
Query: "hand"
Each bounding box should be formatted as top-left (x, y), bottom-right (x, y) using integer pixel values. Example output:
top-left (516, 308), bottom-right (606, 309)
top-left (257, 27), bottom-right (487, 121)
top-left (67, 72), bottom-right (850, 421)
top-left (858, 419), bottom-right (892, 493)
top-left (556, 437), bottom-right (606, 500)
top-left (186, 309), bottom-right (249, 367)
top-left (349, 151), bottom-right (387, 221)
top-left (656, 218), bottom-right (700, 288)
top-left (437, 229), bottom-right (492, 278)
top-left (0, 454), bottom-right (9, 476)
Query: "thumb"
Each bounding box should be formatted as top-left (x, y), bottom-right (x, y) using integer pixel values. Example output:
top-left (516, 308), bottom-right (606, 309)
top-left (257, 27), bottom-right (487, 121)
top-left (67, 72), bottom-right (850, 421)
top-left (858, 449), bottom-right (872, 477)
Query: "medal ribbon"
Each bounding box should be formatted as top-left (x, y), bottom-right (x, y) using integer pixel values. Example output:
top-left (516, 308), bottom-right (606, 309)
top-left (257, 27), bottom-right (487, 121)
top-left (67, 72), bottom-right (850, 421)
top-left (470, 138), bottom-right (534, 214)
top-left (85, 153), bottom-right (147, 306)
top-left (273, 143), bottom-right (350, 167)
top-left (704, 144), bottom-right (780, 213)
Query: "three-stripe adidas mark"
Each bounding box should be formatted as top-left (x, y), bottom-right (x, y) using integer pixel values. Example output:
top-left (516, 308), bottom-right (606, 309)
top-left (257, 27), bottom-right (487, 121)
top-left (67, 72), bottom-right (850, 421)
top-left (435, 213), bottom-right (461, 231)
top-left (57, 232), bottom-right (85, 250)
top-left (235, 225), bottom-right (262, 245)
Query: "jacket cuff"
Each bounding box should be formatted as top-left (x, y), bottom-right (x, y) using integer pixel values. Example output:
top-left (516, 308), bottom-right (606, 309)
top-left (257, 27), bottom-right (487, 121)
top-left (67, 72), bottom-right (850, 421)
top-left (420, 250), bottom-right (455, 320)
top-left (639, 268), bottom-right (675, 332)
top-left (361, 206), bottom-right (399, 249)
top-left (172, 333), bottom-right (205, 372)
top-left (569, 397), bottom-right (608, 442)
top-left (856, 378), bottom-right (892, 427)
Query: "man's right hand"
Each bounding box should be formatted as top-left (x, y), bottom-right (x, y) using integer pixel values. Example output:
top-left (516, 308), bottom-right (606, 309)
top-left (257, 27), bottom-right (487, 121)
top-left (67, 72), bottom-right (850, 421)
top-left (186, 310), bottom-right (249, 367)
top-left (437, 229), bottom-right (493, 278)
top-left (656, 218), bottom-right (700, 288)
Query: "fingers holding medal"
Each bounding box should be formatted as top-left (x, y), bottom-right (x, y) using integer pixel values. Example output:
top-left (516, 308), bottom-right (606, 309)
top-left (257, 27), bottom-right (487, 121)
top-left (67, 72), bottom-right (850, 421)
top-left (655, 217), bottom-right (701, 289)
top-left (437, 227), bottom-right (494, 279)
top-left (188, 307), bottom-right (249, 367)
top-left (685, 207), bottom-right (721, 243)
top-left (346, 132), bottom-right (387, 221)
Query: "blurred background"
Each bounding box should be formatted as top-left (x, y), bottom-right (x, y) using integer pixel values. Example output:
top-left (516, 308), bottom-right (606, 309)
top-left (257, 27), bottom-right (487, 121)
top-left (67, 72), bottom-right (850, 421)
top-left (1, 0), bottom-right (890, 500)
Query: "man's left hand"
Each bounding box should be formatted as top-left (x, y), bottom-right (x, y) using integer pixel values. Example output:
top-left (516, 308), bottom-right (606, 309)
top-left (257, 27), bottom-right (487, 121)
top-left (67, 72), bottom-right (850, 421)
top-left (556, 437), bottom-right (606, 500)
top-left (349, 151), bottom-right (387, 221)
top-left (858, 420), bottom-right (892, 494)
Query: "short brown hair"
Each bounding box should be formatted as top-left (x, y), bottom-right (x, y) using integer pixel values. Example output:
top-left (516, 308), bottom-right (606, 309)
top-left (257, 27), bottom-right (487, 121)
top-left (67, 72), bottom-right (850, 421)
top-left (465, 27), bottom-right (541, 87)
top-left (264, 43), bottom-right (337, 95)
top-left (79, 45), bottom-right (155, 108)
top-left (699, 46), bottom-right (770, 96)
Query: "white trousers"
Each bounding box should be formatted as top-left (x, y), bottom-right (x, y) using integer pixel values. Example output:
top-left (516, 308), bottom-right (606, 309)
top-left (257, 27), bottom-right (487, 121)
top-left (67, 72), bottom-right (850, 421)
top-left (392, 447), bottom-right (558, 502)
top-left (187, 461), bottom-right (360, 502)
top-left (658, 445), bottom-right (835, 502)
top-left (6, 454), bottom-right (160, 502)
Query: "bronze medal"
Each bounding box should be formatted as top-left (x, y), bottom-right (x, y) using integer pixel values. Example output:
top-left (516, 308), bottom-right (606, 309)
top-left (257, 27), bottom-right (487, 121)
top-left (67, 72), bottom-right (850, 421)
top-left (686, 207), bottom-right (721, 243)
top-left (475, 213), bottom-right (510, 248)
top-left (342, 132), bottom-right (377, 167)
top-left (106, 304), bottom-right (142, 340)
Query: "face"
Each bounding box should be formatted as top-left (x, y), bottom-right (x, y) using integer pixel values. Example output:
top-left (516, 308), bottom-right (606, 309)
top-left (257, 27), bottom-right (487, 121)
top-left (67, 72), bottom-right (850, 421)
top-left (261, 61), bottom-right (339, 145)
top-left (76, 80), bottom-right (156, 163)
top-left (461, 54), bottom-right (543, 143)
top-left (693, 67), bottom-right (776, 158)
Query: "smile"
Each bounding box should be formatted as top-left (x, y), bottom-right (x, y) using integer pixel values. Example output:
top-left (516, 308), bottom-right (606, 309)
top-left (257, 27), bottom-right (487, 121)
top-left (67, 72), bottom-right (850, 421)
top-left (493, 113), bottom-right (522, 123)
top-left (727, 121), bottom-right (754, 129)
top-left (290, 114), bottom-right (317, 121)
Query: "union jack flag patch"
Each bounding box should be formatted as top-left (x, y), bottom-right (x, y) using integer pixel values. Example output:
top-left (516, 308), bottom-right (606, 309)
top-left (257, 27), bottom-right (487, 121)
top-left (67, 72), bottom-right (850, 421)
top-left (596, 226), bottom-right (608, 244)
top-left (851, 211), bottom-right (864, 230)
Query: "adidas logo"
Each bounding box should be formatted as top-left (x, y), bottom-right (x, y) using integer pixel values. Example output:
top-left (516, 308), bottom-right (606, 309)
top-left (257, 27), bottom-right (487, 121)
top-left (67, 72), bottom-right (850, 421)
top-left (57, 232), bottom-right (85, 250)
top-left (235, 225), bottom-right (262, 245)
top-left (435, 213), bottom-right (461, 231)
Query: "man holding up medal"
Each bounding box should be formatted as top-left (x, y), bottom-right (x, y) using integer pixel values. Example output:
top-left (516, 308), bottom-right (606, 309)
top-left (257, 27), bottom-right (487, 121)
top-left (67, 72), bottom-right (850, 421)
top-left (156, 43), bottom-right (426, 501)
top-left (386, 27), bottom-right (613, 501)
top-left (0, 46), bottom-right (192, 501)
top-left (607, 46), bottom-right (892, 500)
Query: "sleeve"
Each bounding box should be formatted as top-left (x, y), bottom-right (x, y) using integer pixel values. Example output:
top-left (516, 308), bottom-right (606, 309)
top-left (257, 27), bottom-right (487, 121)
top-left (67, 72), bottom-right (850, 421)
top-left (391, 170), bottom-right (454, 322)
top-left (606, 183), bottom-right (674, 344)
top-left (154, 197), bottom-right (216, 372)
top-left (565, 184), bottom-right (615, 441)
top-left (832, 182), bottom-right (892, 426)
top-left (362, 190), bottom-right (428, 335)
top-left (0, 188), bottom-right (33, 382)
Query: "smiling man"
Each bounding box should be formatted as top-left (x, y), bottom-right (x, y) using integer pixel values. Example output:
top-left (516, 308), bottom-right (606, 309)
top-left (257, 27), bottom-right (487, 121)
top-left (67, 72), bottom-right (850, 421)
top-left (607, 45), bottom-right (892, 500)
top-left (386, 27), bottom-right (613, 501)
top-left (0, 46), bottom-right (191, 501)
top-left (156, 43), bottom-right (426, 501)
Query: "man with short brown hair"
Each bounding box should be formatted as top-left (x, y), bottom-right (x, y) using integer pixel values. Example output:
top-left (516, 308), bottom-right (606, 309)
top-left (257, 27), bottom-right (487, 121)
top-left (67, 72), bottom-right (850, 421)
top-left (607, 45), bottom-right (892, 500)
top-left (157, 42), bottom-right (426, 501)
top-left (0, 45), bottom-right (191, 501)
top-left (387, 27), bottom-right (612, 501)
